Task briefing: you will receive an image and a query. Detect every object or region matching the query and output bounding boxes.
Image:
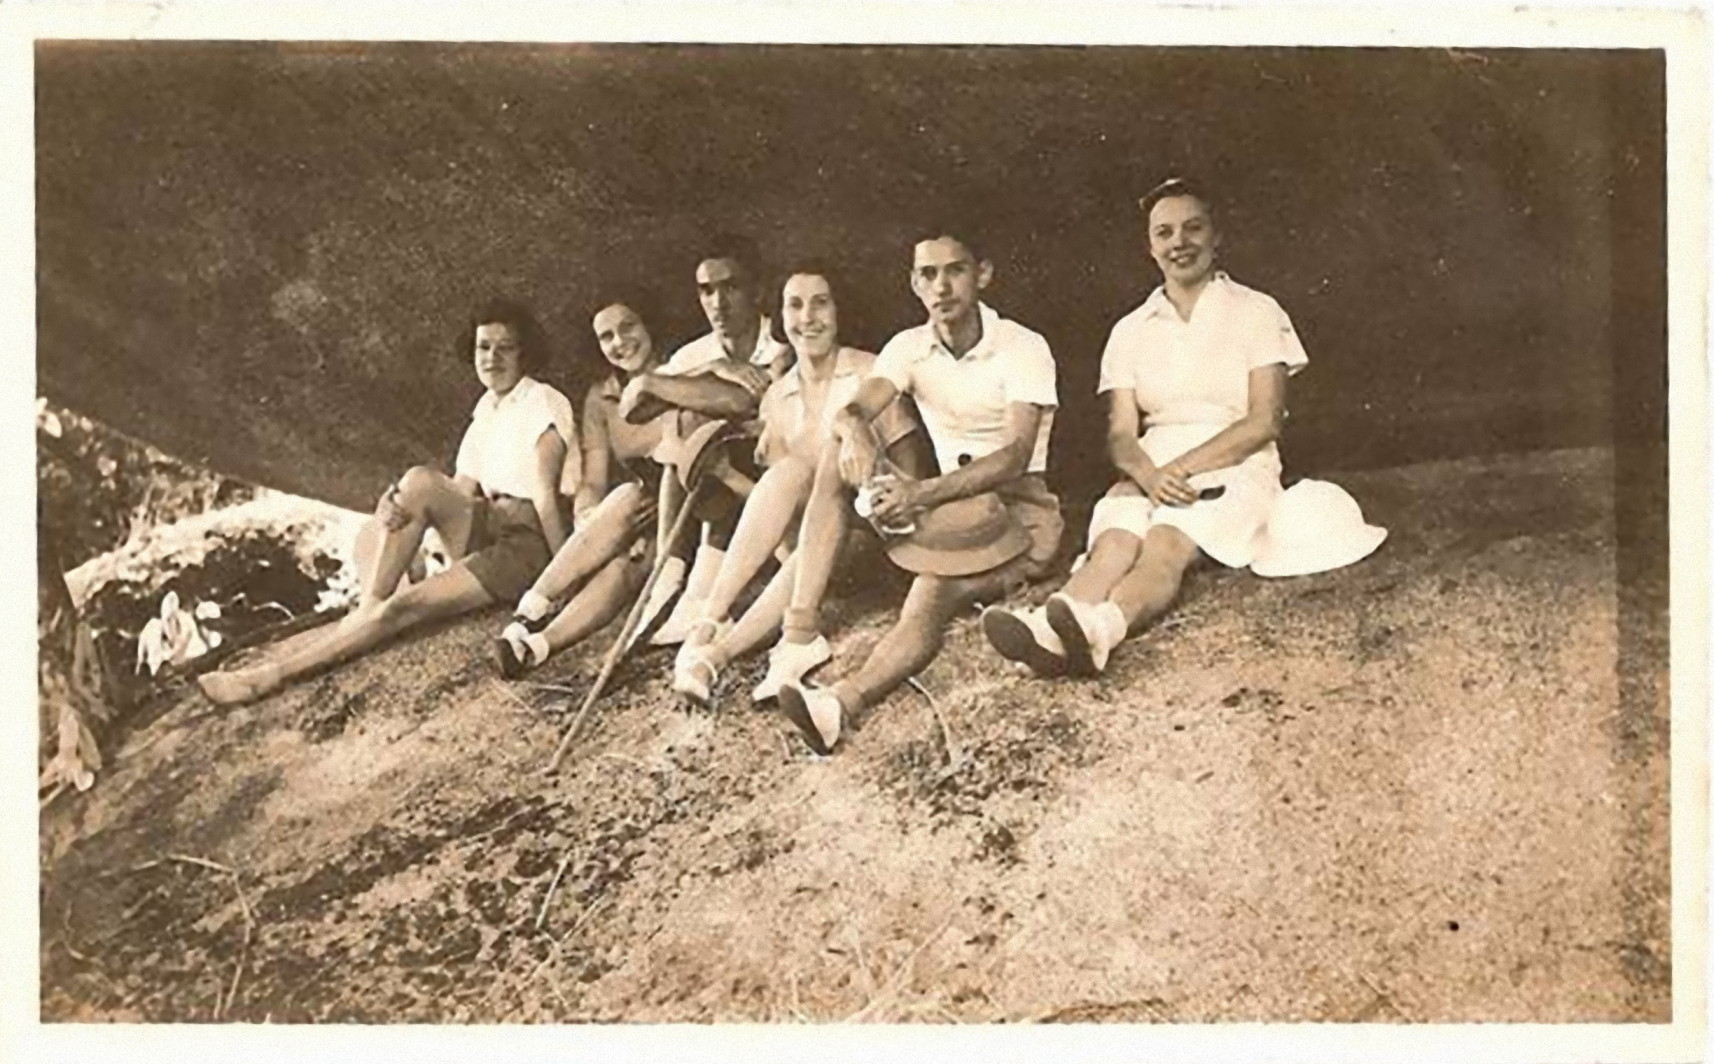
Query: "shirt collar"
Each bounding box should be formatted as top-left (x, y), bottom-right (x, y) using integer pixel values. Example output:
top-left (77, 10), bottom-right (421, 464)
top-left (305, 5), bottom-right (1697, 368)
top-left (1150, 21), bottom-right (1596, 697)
top-left (1139, 271), bottom-right (1230, 321)
top-left (928, 302), bottom-right (1004, 361)
top-left (772, 346), bottom-right (863, 399)
top-left (478, 375), bottom-right (538, 414)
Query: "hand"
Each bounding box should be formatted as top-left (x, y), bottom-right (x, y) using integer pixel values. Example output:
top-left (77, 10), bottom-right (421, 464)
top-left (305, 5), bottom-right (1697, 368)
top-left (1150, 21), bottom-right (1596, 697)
top-left (617, 374), bottom-right (657, 423)
top-left (837, 424), bottom-right (880, 488)
top-left (375, 485), bottom-right (410, 531)
top-left (870, 474), bottom-right (925, 522)
top-left (1146, 463), bottom-right (1197, 507)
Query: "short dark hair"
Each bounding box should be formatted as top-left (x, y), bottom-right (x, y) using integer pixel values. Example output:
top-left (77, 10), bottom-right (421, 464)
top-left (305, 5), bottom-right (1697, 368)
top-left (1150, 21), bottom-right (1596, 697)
top-left (907, 222), bottom-right (987, 265)
top-left (695, 232), bottom-right (764, 288)
top-left (589, 290), bottom-right (660, 335)
top-left (1139, 177), bottom-right (1216, 224)
top-left (458, 296), bottom-right (550, 376)
top-left (585, 291), bottom-right (660, 366)
top-left (770, 259), bottom-right (843, 344)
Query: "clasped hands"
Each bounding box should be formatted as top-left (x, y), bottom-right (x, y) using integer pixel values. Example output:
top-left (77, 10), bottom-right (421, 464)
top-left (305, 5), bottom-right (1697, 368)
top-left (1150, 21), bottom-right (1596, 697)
top-left (1141, 461), bottom-right (1199, 507)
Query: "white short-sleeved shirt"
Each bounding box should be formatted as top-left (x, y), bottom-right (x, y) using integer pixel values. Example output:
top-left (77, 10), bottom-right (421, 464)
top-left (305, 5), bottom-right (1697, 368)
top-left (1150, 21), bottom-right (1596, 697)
top-left (872, 303), bottom-right (1057, 475)
top-left (756, 347), bottom-right (915, 467)
top-left (454, 376), bottom-right (580, 500)
top-left (1099, 271), bottom-right (1307, 430)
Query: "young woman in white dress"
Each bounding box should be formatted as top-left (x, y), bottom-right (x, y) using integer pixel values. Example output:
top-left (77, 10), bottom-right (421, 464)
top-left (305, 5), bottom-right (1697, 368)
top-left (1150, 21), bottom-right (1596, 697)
top-left (982, 178), bottom-right (1307, 676)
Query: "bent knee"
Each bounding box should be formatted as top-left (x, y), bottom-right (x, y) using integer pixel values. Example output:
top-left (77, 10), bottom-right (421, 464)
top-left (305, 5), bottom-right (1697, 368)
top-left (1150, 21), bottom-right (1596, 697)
top-left (762, 454), bottom-right (815, 493)
top-left (395, 465), bottom-right (447, 510)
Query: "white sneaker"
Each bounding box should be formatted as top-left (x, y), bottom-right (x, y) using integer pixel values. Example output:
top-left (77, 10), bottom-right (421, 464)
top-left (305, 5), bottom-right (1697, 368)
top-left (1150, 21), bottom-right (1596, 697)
top-left (673, 619), bottom-right (726, 674)
top-left (672, 648), bottom-right (719, 707)
top-left (752, 635), bottom-right (832, 702)
top-left (778, 681), bottom-right (843, 755)
top-left (980, 605), bottom-right (1067, 677)
top-left (1044, 593), bottom-right (1121, 676)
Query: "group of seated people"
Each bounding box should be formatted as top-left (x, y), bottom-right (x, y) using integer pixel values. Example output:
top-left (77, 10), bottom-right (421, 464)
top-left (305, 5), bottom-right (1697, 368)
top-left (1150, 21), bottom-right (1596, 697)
top-left (199, 178), bottom-right (1382, 757)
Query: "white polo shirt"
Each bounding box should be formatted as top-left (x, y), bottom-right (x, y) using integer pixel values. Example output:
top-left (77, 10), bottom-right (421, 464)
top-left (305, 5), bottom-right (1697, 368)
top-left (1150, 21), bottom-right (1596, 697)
top-left (1099, 271), bottom-right (1307, 427)
top-left (454, 376), bottom-right (580, 499)
top-left (872, 303), bottom-right (1057, 475)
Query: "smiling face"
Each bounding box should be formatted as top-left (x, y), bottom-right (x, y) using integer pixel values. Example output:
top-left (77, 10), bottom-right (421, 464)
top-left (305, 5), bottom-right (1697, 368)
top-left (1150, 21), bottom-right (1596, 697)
top-left (909, 236), bottom-right (991, 331)
top-left (1147, 194), bottom-right (1220, 290)
top-left (695, 257), bottom-right (761, 347)
top-left (592, 303), bottom-right (654, 375)
top-left (473, 321), bottom-right (525, 395)
top-left (781, 273), bottom-right (839, 361)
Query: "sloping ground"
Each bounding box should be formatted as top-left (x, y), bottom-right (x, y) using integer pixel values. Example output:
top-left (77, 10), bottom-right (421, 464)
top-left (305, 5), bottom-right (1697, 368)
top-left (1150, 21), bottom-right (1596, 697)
top-left (38, 446), bottom-right (1669, 1023)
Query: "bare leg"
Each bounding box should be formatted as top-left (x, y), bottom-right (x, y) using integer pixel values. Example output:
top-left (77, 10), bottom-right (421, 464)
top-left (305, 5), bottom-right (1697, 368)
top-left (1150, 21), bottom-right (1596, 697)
top-left (704, 552), bottom-right (796, 669)
top-left (359, 465), bottom-right (479, 606)
top-left (698, 457), bottom-right (811, 625)
top-left (782, 443), bottom-right (853, 642)
top-left (1108, 524), bottom-right (1199, 631)
top-left (831, 553), bottom-right (1032, 713)
top-left (200, 565), bottom-right (494, 704)
top-left (537, 554), bottom-right (647, 655)
top-left (1059, 528), bottom-right (1143, 606)
top-left (526, 482), bottom-right (651, 604)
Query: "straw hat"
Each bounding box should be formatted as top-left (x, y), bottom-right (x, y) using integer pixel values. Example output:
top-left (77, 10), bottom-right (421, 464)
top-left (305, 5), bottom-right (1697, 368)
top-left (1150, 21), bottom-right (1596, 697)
top-left (885, 493), bottom-right (1032, 577)
top-left (1250, 479), bottom-right (1388, 578)
top-left (665, 418), bottom-right (760, 522)
top-left (673, 418), bottom-right (750, 489)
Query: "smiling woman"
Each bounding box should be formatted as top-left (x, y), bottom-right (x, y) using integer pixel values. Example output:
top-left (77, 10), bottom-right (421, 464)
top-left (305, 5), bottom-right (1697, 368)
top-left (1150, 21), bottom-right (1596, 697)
top-left (196, 297), bottom-right (580, 705)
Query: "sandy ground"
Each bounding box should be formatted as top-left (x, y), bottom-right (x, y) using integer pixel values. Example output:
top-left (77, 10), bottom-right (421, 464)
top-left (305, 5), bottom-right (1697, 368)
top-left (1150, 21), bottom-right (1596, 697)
top-left (37, 446), bottom-right (1669, 1023)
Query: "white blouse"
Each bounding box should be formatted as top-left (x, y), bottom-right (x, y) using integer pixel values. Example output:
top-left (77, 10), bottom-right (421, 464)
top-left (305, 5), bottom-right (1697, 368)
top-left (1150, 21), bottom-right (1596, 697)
top-left (453, 376), bottom-right (580, 500)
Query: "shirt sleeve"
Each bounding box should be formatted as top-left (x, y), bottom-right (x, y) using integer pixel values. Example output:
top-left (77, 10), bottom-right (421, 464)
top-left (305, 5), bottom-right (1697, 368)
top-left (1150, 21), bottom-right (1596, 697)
top-left (1250, 296), bottom-right (1309, 376)
top-left (452, 406), bottom-right (484, 482)
top-left (871, 332), bottom-right (916, 394)
top-left (1003, 331), bottom-right (1059, 409)
top-left (870, 391), bottom-right (920, 449)
top-left (1096, 320), bottom-right (1136, 395)
top-left (544, 387), bottom-right (582, 496)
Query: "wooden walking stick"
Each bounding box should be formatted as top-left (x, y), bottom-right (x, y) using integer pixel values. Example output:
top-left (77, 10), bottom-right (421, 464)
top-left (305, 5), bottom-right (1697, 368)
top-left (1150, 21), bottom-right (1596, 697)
top-left (544, 477), bottom-right (706, 773)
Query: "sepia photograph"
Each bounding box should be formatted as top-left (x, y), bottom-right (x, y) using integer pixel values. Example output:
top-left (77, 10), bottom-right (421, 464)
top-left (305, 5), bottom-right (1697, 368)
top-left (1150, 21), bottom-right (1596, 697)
top-left (9, 2), bottom-right (1707, 1061)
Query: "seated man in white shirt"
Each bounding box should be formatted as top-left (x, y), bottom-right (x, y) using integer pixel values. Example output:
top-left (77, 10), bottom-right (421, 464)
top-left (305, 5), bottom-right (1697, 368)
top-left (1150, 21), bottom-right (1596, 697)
top-left (199, 298), bottom-right (578, 704)
top-left (508, 234), bottom-right (791, 647)
top-left (774, 229), bottom-right (1064, 754)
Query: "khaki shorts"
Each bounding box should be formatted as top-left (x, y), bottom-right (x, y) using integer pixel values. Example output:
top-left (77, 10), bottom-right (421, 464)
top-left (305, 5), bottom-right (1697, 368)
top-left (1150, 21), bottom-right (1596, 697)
top-left (994, 474), bottom-right (1064, 575)
top-left (461, 496), bottom-right (553, 603)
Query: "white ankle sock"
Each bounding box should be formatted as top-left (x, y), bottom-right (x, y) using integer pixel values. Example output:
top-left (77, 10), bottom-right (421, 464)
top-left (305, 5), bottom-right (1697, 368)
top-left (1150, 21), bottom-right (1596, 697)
top-left (517, 589), bottom-right (552, 622)
top-left (524, 632), bottom-right (551, 666)
top-left (1094, 601), bottom-right (1128, 647)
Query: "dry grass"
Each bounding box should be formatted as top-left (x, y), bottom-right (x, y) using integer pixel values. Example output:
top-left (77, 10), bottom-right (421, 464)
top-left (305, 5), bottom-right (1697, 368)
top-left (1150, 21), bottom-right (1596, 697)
top-left (39, 448), bottom-right (1669, 1024)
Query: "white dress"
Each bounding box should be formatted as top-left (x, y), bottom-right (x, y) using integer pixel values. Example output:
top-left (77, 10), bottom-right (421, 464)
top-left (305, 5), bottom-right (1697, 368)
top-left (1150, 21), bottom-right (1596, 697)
top-left (1088, 272), bottom-right (1308, 568)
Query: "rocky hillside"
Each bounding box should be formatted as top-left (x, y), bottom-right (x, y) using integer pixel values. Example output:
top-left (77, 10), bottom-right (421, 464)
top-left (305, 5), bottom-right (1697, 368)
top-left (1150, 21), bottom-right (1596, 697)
top-left (38, 447), bottom-right (1669, 1023)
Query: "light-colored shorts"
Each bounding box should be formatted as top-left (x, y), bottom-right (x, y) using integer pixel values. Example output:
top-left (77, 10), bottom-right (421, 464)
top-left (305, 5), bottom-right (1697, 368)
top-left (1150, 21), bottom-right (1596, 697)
top-left (996, 474), bottom-right (1064, 576)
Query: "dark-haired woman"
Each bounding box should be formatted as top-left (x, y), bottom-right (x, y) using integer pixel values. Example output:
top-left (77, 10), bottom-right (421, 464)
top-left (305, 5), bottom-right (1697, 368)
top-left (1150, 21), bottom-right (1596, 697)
top-left (982, 178), bottom-right (1307, 677)
top-left (492, 298), bottom-right (677, 676)
top-left (198, 298), bottom-right (578, 704)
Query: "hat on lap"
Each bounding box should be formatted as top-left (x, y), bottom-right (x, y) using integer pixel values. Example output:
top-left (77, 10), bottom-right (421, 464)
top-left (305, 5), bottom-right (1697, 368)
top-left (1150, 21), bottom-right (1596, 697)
top-left (1250, 479), bottom-right (1387, 578)
top-left (885, 493), bottom-right (1032, 577)
top-left (667, 418), bottom-right (760, 521)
